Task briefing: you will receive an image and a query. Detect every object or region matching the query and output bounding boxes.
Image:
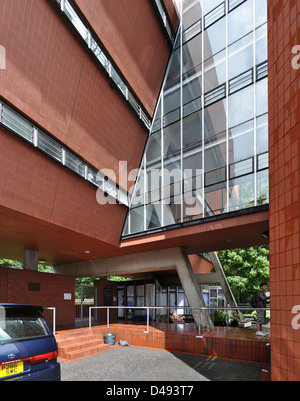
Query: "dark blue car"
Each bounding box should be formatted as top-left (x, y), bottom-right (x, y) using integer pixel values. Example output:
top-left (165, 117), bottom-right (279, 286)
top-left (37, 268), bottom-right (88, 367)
top-left (0, 304), bottom-right (60, 381)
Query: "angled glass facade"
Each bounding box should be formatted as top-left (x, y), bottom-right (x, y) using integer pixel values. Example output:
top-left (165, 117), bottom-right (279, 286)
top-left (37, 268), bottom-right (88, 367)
top-left (123, 0), bottom-right (268, 237)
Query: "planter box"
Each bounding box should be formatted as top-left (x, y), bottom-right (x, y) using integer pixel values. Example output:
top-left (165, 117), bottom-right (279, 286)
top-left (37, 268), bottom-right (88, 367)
top-left (238, 322), bottom-right (252, 328)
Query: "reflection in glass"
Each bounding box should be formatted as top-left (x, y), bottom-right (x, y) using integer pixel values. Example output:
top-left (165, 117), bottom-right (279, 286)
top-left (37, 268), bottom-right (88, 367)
top-left (122, 0), bottom-right (268, 237)
top-left (229, 174), bottom-right (254, 211)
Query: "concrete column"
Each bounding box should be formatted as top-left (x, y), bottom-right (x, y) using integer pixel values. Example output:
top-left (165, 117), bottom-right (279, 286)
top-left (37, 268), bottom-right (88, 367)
top-left (24, 249), bottom-right (38, 271)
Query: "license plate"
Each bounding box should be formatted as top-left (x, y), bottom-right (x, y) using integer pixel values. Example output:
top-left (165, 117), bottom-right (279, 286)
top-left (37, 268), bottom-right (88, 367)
top-left (0, 362), bottom-right (24, 378)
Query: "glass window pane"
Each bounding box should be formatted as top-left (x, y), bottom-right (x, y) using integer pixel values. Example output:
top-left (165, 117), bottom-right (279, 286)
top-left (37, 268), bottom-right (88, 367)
top-left (163, 120), bottom-right (181, 156)
top-left (164, 87), bottom-right (180, 115)
top-left (229, 174), bottom-right (254, 211)
top-left (204, 99), bottom-right (227, 140)
top-left (204, 140), bottom-right (226, 171)
top-left (183, 110), bottom-right (202, 147)
top-left (204, 17), bottom-right (226, 60)
top-left (2, 105), bottom-right (33, 143)
top-left (130, 206), bottom-right (144, 233)
top-left (228, 131), bottom-right (254, 164)
top-left (230, 158), bottom-right (253, 179)
top-left (65, 0), bottom-right (88, 42)
top-left (257, 169), bottom-right (269, 205)
top-left (256, 24), bottom-right (267, 65)
top-left (146, 132), bottom-right (161, 164)
top-left (66, 152), bottom-right (85, 177)
top-left (165, 47), bottom-right (181, 86)
top-left (228, 32), bottom-right (253, 80)
top-left (146, 204), bottom-right (162, 230)
top-left (256, 114), bottom-right (268, 154)
top-left (38, 131), bottom-right (62, 162)
top-left (91, 37), bottom-right (109, 72)
top-left (183, 74), bottom-right (202, 106)
top-left (255, 0), bottom-right (267, 28)
top-left (183, 33), bottom-right (202, 76)
top-left (228, 85), bottom-right (254, 128)
top-left (183, 0), bottom-right (202, 30)
top-left (256, 78), bottom-right (268, 116)
top-left (205, 167), bottom-right (226, 186)
top-left (203, 0), bottom-right (223, 16)
top-left (228, 0), bottom-right (253, 45)
top-left (257, 152), bottom-right (268, 170)
top-left (204, 49), bottom-right (226, 92)
top-left (205, 182), bottom-right (227, 216)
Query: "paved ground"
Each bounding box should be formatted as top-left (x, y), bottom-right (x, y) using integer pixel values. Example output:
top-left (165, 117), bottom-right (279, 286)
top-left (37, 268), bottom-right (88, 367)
top-left (59, 346), bottom-right (262, 382)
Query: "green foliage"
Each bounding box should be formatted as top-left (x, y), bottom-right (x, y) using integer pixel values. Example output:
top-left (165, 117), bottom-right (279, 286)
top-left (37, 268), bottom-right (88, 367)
top-left (0, 259), bottom-right (23, 269)
top-left (107, 276), bottom-right (129, 282)
top-left (213, 310), bottom-right (229, 323)
top-left (0, 259), bottom-right (53, 272)
top-left (218, 246), bottom-right (269, 304)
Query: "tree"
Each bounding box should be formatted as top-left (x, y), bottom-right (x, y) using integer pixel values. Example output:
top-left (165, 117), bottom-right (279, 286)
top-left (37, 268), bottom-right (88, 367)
top-left (0, 258), bottom-right (53, 273)
top-left (218, 246), bottom-right (269, 304)
top-left (0, 259), bottom-right (23, 269)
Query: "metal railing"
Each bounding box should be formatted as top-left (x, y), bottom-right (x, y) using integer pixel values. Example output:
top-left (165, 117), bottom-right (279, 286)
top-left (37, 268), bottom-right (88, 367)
top-left (89, 306), bottom-right (270, 338)
top-left (45, 307), bottom-right (56, 336)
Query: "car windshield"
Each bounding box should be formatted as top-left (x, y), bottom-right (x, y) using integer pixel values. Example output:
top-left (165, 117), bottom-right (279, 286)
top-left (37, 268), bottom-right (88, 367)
top-left (0, 308), bottom-right (50, 341)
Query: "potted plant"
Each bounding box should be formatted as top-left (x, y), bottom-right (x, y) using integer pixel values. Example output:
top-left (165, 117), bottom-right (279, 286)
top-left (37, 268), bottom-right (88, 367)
top-left (238, 319), bottom-right (252, 328)
top-left (229, 310), bottom-right (243, 327)
top-left (158, 314), bottom-right (168, 323)
top-left (213, 310), bottom-right (228, 326)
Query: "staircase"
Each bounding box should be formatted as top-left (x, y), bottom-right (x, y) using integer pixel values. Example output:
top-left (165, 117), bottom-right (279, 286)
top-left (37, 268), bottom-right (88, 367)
top-left (55, 329), bottom-right (116, 362)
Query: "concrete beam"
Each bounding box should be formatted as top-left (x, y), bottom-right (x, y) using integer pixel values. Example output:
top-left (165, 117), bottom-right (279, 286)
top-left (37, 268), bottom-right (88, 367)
top-left (55, 247), bottom-right (214, 330)
top-left (54, 248), bottom-right (180, 277)
top-left (195, 272), bottom-right (219, 284)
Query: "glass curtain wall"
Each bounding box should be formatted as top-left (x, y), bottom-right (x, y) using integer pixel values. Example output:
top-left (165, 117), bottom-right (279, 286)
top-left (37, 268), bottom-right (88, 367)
top-left (123, 0), bottom-right (268, 236)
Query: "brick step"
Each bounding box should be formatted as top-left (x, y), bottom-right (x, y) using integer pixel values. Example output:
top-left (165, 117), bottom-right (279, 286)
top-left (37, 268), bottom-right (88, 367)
top-left (58, 338), bottom-right (104, 354)
top-left (56, 333), bottom-right (99, 346)
top-left (55, 329), bottom-right (91, 340)
top-left (56, 331), bottom-right (115, 361)
top-left (62, 344), bottom-right (113, 361)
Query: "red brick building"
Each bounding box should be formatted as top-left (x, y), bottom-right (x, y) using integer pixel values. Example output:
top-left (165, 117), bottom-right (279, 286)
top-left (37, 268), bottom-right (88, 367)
top-left (0, 0), bottom-right (299, 381)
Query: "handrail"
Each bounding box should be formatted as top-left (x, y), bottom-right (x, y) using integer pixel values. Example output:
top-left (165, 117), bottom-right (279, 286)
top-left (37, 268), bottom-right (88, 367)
top-left (45, 307), bottom-right (56, 336)
top-left (88, 305), bottom-right (270, 338)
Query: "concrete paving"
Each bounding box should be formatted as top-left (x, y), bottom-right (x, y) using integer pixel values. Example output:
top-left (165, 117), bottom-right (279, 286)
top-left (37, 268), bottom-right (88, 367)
top-left (59, 346), bottom-right (263, 381)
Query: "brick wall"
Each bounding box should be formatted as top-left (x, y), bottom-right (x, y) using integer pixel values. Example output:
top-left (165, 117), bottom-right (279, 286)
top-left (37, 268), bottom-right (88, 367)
top-left (0, 267), bottom-right (75, 329)
top-left (268, 0), bottom-right (300, 381)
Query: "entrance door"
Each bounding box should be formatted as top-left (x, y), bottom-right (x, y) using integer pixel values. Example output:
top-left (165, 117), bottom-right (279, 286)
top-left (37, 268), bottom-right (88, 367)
top-left (75, 284), bottom-right (97, 321)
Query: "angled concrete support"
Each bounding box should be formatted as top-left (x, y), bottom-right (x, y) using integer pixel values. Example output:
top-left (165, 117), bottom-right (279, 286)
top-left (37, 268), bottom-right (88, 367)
top-left (177, 249), bottom-right (214, 330)
top-left (54, 247), bottom-right (214, 330)
top-left (196, 252), bottom-right (238, 308)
